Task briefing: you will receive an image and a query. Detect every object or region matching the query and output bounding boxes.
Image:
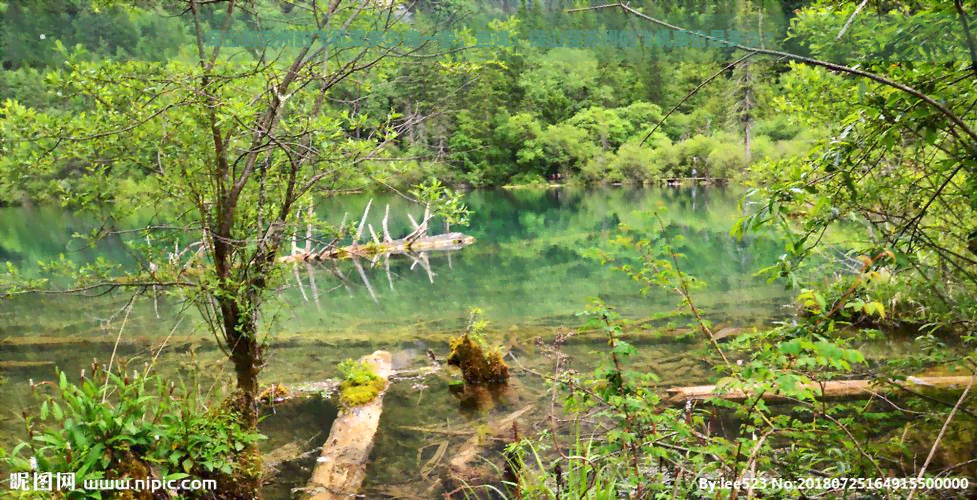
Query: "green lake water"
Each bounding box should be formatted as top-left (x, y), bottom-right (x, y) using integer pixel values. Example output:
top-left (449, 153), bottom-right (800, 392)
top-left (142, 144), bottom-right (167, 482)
top-left (0, 186), bottom-right (797, 497)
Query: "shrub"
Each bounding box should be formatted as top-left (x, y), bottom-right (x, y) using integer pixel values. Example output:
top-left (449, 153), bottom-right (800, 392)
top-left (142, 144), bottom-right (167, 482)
top-left (579, 154), bottom-right (623, 184)
top-left (507, 172), bottom-right (548, 186)
top-left (567, 107), bottom-right (633, 151)
top-left (708, 142), bottom-right (746, 178)
top-left (609, 142), bottom-right (660, 182)
top-left (675, 134), bottom-right (719, 174)
top-left (537, 123), bottom-right (598, 175)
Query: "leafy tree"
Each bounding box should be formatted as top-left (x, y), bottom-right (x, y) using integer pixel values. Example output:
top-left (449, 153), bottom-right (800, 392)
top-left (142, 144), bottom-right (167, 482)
top-left (517, 47), bottom-right (600, 123)
top-left (566, 106), bottom-right (633, 152)
top-left (537, 122), bottom-right (597, 177)
top-left (0, 0), bottom-right (471, 461)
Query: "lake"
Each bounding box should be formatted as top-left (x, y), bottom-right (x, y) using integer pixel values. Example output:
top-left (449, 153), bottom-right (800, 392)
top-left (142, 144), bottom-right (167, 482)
top-left (0, 186), bottom-right (792, 497)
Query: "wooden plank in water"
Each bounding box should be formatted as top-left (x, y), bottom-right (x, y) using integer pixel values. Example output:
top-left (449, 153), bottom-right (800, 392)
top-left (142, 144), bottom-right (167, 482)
top-left (666, 375), bottom-right (976, 404)
top-left (300, 350), bottom-right (393, 500)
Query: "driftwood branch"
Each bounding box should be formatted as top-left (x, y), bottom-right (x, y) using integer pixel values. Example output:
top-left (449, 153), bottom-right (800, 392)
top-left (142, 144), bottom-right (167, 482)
top-left (382, 204), bottom-right (392, 242)
top-left (907, 374), bottom-right (976, 500)
top-left (351, 258), bottom-right (378, 304)
top-left (280, 199), bottom-right (474, 264)
top-left (355, 198), bottom-right (372, 243)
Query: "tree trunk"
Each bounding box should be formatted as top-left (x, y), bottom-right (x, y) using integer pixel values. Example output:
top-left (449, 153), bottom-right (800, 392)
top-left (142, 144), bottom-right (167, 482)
top-left (219, 296), bottom-right (264, 427)
top-left (743, 61), bottom-right (752, 167)
top-left (744, 111), bottom-right (752, 166)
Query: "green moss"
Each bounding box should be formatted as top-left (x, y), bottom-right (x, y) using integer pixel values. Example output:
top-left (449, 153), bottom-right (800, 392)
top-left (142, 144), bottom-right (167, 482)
top-left (338, 359), bottom-right (386, 408)
top-left (447, 333), bottom-right (510, 389)
top-left (359, 241), bottom-right (384, 256)
top-left (107, 450), bottom-right (153, 500)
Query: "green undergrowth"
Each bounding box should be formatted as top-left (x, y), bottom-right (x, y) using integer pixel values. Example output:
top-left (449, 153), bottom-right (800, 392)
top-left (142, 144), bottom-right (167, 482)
top-left (1, 362), bottom-right (266, 499)
top-left (464, 207), bottom-right (977, 499)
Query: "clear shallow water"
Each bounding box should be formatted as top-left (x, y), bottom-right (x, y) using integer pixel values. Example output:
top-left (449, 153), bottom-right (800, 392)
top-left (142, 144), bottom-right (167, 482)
top-left (0, 186), bottom-right (792, 496)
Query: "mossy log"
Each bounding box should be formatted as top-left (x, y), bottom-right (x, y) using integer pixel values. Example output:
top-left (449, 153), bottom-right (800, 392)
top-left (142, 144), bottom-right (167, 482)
top-left (666, 375), bottom-right (977, 405)
top-left (301, 351), bottom-right (392, 500)
top-left (259, 366), bottom-right (439, 405)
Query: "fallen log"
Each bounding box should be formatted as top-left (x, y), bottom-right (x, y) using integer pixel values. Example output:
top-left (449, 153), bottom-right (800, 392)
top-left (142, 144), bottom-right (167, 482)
top-left (280, 232), bottom-right (475, 263)
top-left (262, 437), bottom-right (322, 479)
top-left (262, 365), bottom-right (441, 405)
top-left (300, 350), bottom-right (393, 500)
top-left (666, 375), bottom-right (977, 405)
top-left (1, 335), bottom-right (155, 348)
top-left (280, 201), bottom-right (474, 264)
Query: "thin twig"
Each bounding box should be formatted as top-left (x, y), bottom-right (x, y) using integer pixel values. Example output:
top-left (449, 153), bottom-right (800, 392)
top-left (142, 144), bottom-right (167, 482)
top-left (103, 295), bottom-right (135, 403)
top-left (907, 374), bottom-right (976, 500)
top-left (836, 0), bottom-right (870, 40)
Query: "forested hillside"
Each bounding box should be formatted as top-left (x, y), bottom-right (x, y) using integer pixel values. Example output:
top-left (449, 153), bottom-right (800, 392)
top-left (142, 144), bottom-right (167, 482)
top-left (0, 0), bottom-right (818, 203)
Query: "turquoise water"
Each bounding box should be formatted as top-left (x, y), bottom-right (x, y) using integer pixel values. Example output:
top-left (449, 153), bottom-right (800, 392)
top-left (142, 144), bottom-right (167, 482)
top-left (0, 186), bottom-right (791, 496)
top-left (0, 186), bottom-right (784, 336)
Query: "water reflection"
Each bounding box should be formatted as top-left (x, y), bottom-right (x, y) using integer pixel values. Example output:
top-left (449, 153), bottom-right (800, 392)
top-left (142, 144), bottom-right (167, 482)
top-left (0, 187), bottom-right (787, 339)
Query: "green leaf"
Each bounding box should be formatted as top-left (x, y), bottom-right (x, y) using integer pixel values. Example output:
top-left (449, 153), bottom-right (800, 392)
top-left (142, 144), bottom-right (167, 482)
top-left (611, 340), bottom-right (636, 357)
top-left (864, 301), bottom-right (885, 318)
top-left (779, 340), bottom-right (802, 356)
top-left (33, 433), bottom-right (64, 446)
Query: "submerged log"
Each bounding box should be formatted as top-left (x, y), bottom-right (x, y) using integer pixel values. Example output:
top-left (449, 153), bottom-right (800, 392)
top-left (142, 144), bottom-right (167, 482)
top-left (263, 366), bottom-right (440, 405)
top-left (301, 351), bottom-right (393, 500)
top-left (666, 375), bottom-right (977, 405)
top-left (448, 405), bottom-right (534, 471)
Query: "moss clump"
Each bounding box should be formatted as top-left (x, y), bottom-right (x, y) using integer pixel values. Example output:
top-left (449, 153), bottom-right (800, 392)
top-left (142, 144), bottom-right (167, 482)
top-left (338, 359), bottom-right (386, 408)
top-left (447, 334), bottom-right (510, 389)
top-left (106, 450), bottom-right (153, 500)
top-left (257, 383), bottom-right (290, 404)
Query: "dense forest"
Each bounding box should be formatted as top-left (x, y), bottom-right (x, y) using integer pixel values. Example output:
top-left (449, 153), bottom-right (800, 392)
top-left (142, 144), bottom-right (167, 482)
top-left (2, 0), bottom-right (977, 498)
top-left (0, 0), bottom-right (819, 203)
